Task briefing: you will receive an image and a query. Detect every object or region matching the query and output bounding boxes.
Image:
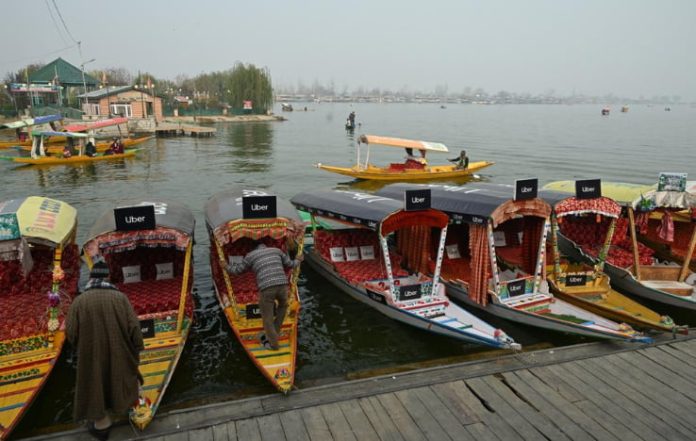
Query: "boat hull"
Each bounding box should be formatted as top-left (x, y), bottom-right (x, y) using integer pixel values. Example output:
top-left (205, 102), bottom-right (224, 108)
top-left (17, 136), bottom-right (153, 155)
top-left (3, 149), bottom-right (139, 165)
top-left (316, 161), bottom-right (494, 181)
top-left (558, 234), bottom-right (696, 311)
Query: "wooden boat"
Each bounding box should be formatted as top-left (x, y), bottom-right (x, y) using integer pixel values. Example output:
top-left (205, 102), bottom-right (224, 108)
top-left (291, 189), bottom-right (520, 349)
top-left (377, 182), bottom-right (652, 342)
top-left (540, 181), bottom-right (677, 332)
top-left (0, 114), bottom-right (64, 148)
top-left (545, 177), bottom-right (696, 311)
top-left (15, 135), bottom-right (153, 155)
top-left (82, 200), bottom-right (195, 430)
top-left (0, 197), bottom-right (79, 441)
top-left (205, 189), bottom-right (304, 393)
top-left (315, 135), bottom-right (493, 181)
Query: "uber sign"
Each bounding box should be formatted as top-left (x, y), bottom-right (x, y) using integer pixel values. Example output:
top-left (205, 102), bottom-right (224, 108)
top-left (242, 195), bottom-right (277, 219)
top-left (404, 189), bottom-right (431, 211)
top-left (575, 179), bottom-right (602, 200)
top-left (114, 205), bottom-right (156, 231)
top-left (514, 179), bottom-right (538, 201)
top-left (399, 284), bottom-right (422, 300)
top-left (140, 319), bottom-right (155, 338)
top-left (507, 279), bottom-right (527, 297)
top-left (566, 274), bottom-right (587, 287)
top-left (246, 303), bottom-right (262, 319)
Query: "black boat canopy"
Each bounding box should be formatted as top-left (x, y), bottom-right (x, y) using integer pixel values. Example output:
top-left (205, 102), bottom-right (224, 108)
top-left (377, 183), bottom-right (551, 227)
top-left (291, 190), bottom-right (448, 234)
top-left (204, 189), bottom-right (301, 231)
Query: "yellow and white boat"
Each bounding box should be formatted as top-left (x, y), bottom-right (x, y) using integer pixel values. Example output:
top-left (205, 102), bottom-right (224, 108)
top-left (316, 135), bottom-right (493, 181)
top-left (205, 189), bottom-right (304, 393)
top-left (82, 200), bottom-right (195, 430)
top-left (17, 135), bottom-right (153, 155)
top-left (0, 197), bottom-right (79, 441)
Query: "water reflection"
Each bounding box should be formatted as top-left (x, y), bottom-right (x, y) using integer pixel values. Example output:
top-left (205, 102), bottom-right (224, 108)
top-left (337, 174), bottom-right (489, 192)
top-left (224, 123), bottom-right (274, 173)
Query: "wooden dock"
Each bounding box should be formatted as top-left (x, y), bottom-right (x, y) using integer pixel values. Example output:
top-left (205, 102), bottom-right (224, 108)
top-left (154, 123), bottom-right (216, 137)
top-left (24, 333), bottom-right (696, 441)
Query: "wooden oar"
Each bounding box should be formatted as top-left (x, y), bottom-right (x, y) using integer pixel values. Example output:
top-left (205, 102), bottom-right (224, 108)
top-left (213, 236), bottom-right (238, 318)
top-left (678, 226), bottom-right (696, 282)
top-left (176, 241), bottom-right (193, 334)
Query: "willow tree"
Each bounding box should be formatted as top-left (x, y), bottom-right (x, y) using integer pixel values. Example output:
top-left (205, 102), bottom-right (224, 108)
top-left (225, 63), bottom-right (273, 114)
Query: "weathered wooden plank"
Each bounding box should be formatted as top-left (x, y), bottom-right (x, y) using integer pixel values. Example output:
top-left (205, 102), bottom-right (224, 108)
top-left (430, 382), bottom-right (480, 426)
top-left (257, 414), bottom-right (287, 441)
top-left (394, 388), bottom-right (454, 440)
top-left (510, 370), bottom-right (617, 441)
top-left (617, 351), bottom-right (696, 398)
top-left (226, 420), bottom-right (239, 441)
top-left (638, 347), bottom-right (696, 383)
top-left (377, 392), bottom-right (427, 441)
top-left (462, 422), bottom-right (502, 441)
top-left (656, 345), bottom-right (696, 369)
top-left (528, 365), bottom-right (584, 403)
top-left (359, 396), bottom-right (405, 441)
top-left (563, 359), bottom-right (681, 441)
top-left (236, 418), bottom-right (262, 441)
top-left (165, 431), bottom-right (190, 441)
top-left (188, 427), bottom-right (214, 441)
top-left (450, 380), bottom-right (522, 441)
top-left (545, 363), bottom-right (651, 441)
top-left (212, 423), bottom-right (230, 441)
top-left (668, 339), bottom-right (696, 359)
top-left (320, 402), bottom-right (358, 441)
top-left (577, 357), bottom-right (694, 441)
top-left (301, 407), bottom-right (333, 441)
top-left (337, 400), bottom-right (381, 441)
top-left (482, 375), bottom-right (571, 441)
top-left (279, 410), bottom-right (311, 441)
top-left (414, 385), bottom-right (476, 441)
top-left (467, 377), bottom-right (546, 441)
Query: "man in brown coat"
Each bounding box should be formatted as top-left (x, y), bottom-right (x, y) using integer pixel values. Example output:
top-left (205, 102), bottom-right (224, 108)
top-left (67, 260), bottom-right (143, 440)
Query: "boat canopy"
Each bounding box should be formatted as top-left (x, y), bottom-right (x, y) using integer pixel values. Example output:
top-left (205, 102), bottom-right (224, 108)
top-left (377, 183), bottom-right (551, 227)
top-left (0, 114), bottom-right (63, 130)
top-left (31, 130), bottom-right (88, 138)
top-left (539, 190), bottom-right (622, 219)
top-left (83, 200), bottom-right (194, 258)
top-left (291, 190), bottom-right (449, 235)
top-left (63, 116), bottom-right (129, 132)
top-left (357, 135), bottom-right (449, 153)
top-left (635, 189), bottom-right (696, 211)
top-left (544, 180), bottom-right (654, 206)
top-left (205, 189), bottom-right (303, 245)
top-left (0, 196), bottom-right (77, 247)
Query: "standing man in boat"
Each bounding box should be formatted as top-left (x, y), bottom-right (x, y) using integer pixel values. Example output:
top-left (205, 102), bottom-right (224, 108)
top-left (66, 260), bottom-right (144, 440)
top-left (227, 240), bottom-right (303, 350)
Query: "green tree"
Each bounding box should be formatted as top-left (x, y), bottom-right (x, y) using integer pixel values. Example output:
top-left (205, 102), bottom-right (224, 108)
top-left (224, 63), bottom-right (273, 114)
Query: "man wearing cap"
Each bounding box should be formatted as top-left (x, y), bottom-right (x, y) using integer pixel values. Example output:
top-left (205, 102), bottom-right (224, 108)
top-left (67, 260), bottom-right (143, 440)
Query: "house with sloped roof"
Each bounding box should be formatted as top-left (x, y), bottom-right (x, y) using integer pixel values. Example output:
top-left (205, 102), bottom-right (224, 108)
top-left (78, 85), bottom-right (163, 120)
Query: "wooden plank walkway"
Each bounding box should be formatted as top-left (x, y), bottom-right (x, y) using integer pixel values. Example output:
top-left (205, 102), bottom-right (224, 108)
top-left (154, 123), bottom-right (216, 137)
top-left (24, 333), bottom-right (696, 441)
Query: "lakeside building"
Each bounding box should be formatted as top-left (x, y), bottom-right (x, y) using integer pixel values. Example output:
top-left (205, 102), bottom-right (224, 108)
top-left (78, 85), bottom-right (163, 120)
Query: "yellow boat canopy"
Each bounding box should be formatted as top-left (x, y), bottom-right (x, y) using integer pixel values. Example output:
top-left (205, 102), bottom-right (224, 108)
top-left (358, 135), bottom-right (449, 153)
top-left (0, 196), bottom-right (77, 246)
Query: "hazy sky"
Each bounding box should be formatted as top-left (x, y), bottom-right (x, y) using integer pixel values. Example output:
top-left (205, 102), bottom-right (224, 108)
top-left (3, 0), bottom-right (694, 99)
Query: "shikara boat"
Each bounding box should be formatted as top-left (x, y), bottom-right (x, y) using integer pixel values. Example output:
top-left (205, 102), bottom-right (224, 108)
top-left (62, 116), bottom-right (128, 133)
top-left (291, 189), bottom-right (520, 349)
top-left (545, 177), bottom-right (696, 311)
top-left (82, 200), bottom-right (195, 429)
top-left (315, 135), bottom-right (493, 181)
top-left (0, 197), bottom-right (79, 441)
top-left (0, 114), bottom-right (64, 148)
top-left (377, 182), bottom-right (651, 342)
top-left (205, 189), bottom-right (304, 393)
top-left (16, 135), bottom-right (153, 155)
top-left (540, 180), bottom-right (677, 332)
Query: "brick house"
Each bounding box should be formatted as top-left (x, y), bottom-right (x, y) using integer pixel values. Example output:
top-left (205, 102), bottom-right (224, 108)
top-left (78, 85), bottom-right (163, 120)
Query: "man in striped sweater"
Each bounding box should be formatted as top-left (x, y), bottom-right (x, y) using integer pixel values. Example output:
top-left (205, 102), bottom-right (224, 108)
top-left (227, 241), bottom-right (302, 350)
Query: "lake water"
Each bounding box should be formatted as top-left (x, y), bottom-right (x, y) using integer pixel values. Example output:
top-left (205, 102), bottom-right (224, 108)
top-left (3, 103), bottom-right (695, 436)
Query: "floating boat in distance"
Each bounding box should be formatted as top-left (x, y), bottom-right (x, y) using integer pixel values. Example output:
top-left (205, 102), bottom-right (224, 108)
top-left (205, 189), bottom-right (304, 393)
top-left (621, 105), bottom-right (629, 113)
top-left (315, 135), bottom-right (494, 181)
top-left (82, 200), bottom-right (195, 429)
top-left (545, 176), bottom-right (696, 311)
top-left (0, 197), bottom-right (79, 441)
top-left (281, 103), bottom-right (294, 111)
top-left (291, 189), bottom-right (520, 349)
top-left (376, 182), bottom-right (652, 342)
top-left (0, 114), bottom-right (64, 148)
top-left (540, 180), bottom-right (678, 332)
top-left (601, 107), bottom-right (610, 115)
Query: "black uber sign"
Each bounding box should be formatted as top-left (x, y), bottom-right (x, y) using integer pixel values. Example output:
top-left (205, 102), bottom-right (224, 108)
top-left (114, 205), bottom-right (156, 231)
top-left (242, 195), bottom-right (277, 219)
top-left (404, 189), bottom-right (431, 211)
top-left (575, 179), bottom-right (602, 200)
top-left (246, 303), bottom-right (262, 319)
top-left (514, 179), bottom-right (538, 201)
top-left (507, 279), bottom-right (527, 297)
top-left (566, 274), bottom-right (587, 287)
top-left (139, 319), bottom-right (155, 338)
top-left (399, 284), bottom-right (423, 300)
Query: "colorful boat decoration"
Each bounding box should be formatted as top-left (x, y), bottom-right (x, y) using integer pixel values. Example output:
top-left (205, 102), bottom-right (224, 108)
top-left (315, 134), bottom-right (493, 181)
top-left (291, 189), bottom-right (520, 349)
top-left (539, 180), bottom-right (678, 332)
top-left (205, 189), bottom-right (304, 393)
top-left (62, 116), bottom-right (128, 133)
top-left (82, 200), bottom-right (195, 430)
top-left (545, 176), bottom-right (696, 311)
top-left (376, 182), bottom-right (652, 342)
top-left (0, 197), bottom-right (79, 441)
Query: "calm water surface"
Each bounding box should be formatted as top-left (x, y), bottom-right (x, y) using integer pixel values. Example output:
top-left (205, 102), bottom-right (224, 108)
top-left (3, 103), bottom-right (695, 436)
